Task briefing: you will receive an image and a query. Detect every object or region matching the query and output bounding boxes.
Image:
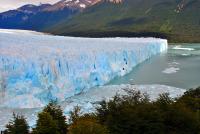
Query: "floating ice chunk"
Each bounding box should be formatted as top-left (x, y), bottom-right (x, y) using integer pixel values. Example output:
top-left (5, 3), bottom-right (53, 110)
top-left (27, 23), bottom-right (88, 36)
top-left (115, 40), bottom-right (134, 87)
top-left (172, 46), bottom-right (195, 51)
top-left (168, 61), bottom-right (180, 65)
top-left (181, 54), bottom-right (190, 56)
top-left (162, 67), bottom-right (180, 74)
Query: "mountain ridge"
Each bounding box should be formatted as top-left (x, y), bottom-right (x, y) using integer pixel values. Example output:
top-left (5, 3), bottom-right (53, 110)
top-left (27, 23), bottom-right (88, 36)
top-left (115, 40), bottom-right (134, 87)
top-left (47, 0), bottom-right (200, 42)
top-left (0, 0), bottom-right (199, 42)
top-left (0, 0), bottom-right (102, 30)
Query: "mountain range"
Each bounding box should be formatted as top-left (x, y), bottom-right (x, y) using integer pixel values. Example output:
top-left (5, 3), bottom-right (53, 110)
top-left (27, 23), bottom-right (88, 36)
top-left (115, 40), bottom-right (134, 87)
top-left (0, 0), bottom-right (100, 30)
top-left (0, 0), bottom-right (200, 42)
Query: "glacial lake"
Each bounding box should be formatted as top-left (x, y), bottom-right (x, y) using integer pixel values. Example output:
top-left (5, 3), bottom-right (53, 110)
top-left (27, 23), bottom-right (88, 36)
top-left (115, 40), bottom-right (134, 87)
top-left (109, 44), bottom-right (200, 90)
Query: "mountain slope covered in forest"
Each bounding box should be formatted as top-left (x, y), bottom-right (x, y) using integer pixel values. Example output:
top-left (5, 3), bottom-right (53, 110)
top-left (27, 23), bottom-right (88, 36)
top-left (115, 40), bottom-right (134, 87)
top-left (48, 0), bottom-right (200, 42)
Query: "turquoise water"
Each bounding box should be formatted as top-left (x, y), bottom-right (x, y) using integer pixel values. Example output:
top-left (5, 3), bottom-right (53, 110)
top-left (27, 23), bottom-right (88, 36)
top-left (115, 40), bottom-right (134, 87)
top-left (108, 44), bottom-right (200, 89)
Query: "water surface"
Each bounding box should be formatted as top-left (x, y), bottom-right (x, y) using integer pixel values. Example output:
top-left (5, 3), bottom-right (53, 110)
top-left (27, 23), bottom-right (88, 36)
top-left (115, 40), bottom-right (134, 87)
top-left (109, 44), bottom-right (200, 89)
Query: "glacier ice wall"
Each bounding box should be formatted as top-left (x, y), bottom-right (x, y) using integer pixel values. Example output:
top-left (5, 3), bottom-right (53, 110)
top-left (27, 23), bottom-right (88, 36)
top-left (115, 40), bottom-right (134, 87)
top-left (0, 29), bottom-right (168, 108)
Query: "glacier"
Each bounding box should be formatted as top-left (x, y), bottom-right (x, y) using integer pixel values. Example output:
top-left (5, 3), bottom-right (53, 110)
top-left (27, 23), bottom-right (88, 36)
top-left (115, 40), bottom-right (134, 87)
top-left (0, 29), bottom-right (168, 108)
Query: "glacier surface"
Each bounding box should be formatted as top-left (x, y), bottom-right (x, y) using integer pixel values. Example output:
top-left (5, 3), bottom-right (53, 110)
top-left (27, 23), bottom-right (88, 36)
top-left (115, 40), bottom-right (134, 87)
top-left (0, 29), bottom-right (168, 108)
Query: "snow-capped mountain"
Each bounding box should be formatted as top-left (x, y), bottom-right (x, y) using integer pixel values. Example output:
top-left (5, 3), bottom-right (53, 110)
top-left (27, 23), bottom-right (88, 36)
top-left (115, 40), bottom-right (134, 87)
top-left (47, 0), bottom-right (122, 11)
top-left (107, 0), bottom-right (123, 4)
top-left (0, 0), bottom-right (125, 30)
top-left (44, 0), bottom-right (101, 11)
top-left (0, 0), bottom-right (104, 30)
top-left (1, 4), bottom-right (52, 19)
top-left (17, 4), bottom-right (52, 13)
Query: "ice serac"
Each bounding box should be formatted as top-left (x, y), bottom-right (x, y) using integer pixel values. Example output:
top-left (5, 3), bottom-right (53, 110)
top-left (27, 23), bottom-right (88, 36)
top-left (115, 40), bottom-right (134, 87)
top-left (0, 29), bottom-right (168, 108)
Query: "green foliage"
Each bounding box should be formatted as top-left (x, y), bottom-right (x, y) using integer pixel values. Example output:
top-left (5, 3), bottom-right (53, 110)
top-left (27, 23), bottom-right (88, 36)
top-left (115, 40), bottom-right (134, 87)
top-left (32, 112), bottom-right (59, 134)
top-left (96, 88), bottom-right (200, 134)
top-left (47, 0), bottom-right (200, 43)
top-left (68, 117), bottom-right (109, 134)
top-left (160, 20), bottom-right (173, 33)
top-left (177, 87), bottom-right (200, 121)
top-left (69, 106), bottom-right (81, 123)
top-left (4, 113), bottom-right (29, 134)
top-left (96, 91), bottom-right (165, 134)
top-left (3, 87), bottom-right (200, 134)
top-left (68, 113), bottom-right (109, 134)
top-left (178, 87), bottom-right (200, 111)
top-left (43, 101), bottom-right (68, 134)
top-left (33, 101), bottom-right (68, 134)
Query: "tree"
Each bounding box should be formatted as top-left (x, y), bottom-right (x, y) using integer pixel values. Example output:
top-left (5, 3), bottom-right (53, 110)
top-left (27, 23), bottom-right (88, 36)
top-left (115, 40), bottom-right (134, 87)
top-left (4, 113), bottom-right (29, 134)
top-left (177, 87), bottom-right (200, 112)
top-left (43, 101), bottom-right (68, 134)
top-left (32, 112), bottom-right (59, 134)
top-left (177, 87), bottom-right (200, 123)
top-left (96, 88), bottom-right (200, 134)
top-left (33, 101), bottom-right (68, 134)
top-left (68, 114), bottom-right (109, 134)
top-left (68, 106), bottom-right (108, 134)
top-left (69, 106), bottom-right (81, 123)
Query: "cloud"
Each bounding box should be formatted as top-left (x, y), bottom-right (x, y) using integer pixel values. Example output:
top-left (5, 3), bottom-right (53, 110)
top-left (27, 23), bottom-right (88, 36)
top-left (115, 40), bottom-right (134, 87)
top-left (0, 0), bottom-right (60, 12)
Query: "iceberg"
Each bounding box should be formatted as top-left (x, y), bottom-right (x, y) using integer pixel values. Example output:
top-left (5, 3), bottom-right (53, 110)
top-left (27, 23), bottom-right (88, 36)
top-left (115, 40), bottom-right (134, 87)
top-left (0, 29), bottom-right (168, 107)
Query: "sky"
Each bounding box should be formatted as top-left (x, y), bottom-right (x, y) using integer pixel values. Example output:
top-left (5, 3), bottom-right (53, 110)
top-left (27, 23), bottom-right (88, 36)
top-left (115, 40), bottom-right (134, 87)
top-left (0, 0), bottom-right (60, 12)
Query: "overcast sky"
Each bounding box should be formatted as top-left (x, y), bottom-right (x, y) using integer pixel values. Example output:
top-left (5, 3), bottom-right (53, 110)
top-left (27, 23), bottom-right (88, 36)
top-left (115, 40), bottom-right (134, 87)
top-left (0, 0), bottom-right (60, 12)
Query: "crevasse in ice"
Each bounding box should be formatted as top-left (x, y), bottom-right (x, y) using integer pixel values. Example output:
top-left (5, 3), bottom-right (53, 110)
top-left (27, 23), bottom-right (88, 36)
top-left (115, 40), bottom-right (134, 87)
top-left (0, 29), bottom-right (168, 108)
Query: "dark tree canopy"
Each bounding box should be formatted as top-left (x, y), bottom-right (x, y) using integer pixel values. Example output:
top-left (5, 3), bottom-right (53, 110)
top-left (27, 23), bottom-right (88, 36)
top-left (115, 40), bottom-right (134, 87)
top-left (3, 87), bottom-right (200, 134)
top-left (33, 101), bottom-right (68, 134)
top-left (4, 113), bottom-right (29, 134)
top-left (96, 89), bottom-right (200, 134)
